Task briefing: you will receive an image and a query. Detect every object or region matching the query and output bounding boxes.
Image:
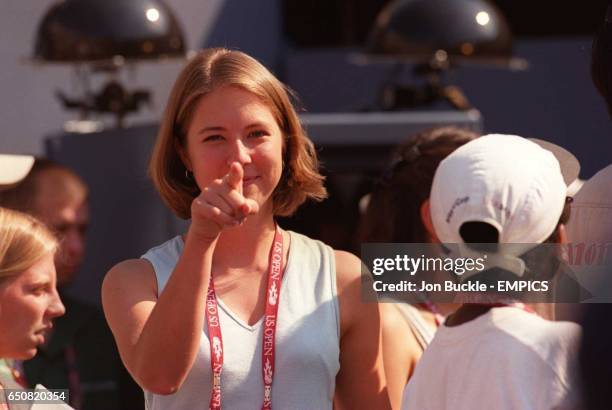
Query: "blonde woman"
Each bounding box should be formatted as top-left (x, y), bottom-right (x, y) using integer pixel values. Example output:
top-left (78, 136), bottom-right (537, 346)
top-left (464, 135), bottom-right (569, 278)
top-left (0, 208), bottom-right (65, 408)
top-left (102, 48), bottom-right (389, 410)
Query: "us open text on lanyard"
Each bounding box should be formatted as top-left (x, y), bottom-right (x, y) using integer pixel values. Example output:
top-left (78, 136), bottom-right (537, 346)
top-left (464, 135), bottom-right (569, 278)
top-left (206, 225), bottom-right (283, 410)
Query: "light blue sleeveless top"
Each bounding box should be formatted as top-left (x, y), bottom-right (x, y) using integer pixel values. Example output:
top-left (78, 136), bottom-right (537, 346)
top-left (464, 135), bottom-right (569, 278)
top-left (141, 230), bottom-right (340, 410)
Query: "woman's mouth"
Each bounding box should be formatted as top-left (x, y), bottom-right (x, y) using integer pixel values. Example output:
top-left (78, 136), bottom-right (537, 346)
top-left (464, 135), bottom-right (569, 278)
top-left (34, 327), bottom-right (52, 344)
top-left (243, 176), bottom-right (259, 186)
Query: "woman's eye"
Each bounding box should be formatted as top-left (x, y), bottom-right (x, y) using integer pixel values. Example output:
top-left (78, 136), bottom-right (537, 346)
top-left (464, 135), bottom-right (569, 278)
top-left (248, 130), bottom-right (267, 138)
top-left (30, 286), bottom-right (46, 296)
top-left (203, 134), bottom-right (224, 142)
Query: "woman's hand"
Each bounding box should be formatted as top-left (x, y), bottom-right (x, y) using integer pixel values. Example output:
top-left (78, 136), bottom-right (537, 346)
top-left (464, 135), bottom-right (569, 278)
top-left (189, 162), bottom-right (260, 241)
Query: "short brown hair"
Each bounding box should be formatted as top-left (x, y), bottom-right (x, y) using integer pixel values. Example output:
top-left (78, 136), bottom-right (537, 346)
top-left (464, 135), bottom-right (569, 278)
top-left (150, 48), bottom-right (327, 219)
top-left (0, 207), bottom-right (58, 280)
top-left (0, 158), bottom-right (88, 215)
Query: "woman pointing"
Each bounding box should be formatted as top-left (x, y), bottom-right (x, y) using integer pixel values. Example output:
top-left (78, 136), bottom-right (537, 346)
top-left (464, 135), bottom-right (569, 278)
top-left (102, 48), bottom-right (389, 410)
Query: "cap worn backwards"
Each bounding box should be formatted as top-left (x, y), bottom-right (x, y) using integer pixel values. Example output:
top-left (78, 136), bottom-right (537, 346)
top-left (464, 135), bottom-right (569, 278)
top-left (429, 134), bottom-right (573, 278)
top-left (430, 134), bottom-right (568, 245)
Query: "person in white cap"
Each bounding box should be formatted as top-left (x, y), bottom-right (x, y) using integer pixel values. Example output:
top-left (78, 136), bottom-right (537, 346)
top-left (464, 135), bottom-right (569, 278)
top-left (401, 134), bottom-right (581, 410)
top-left (0, 155), bottom-right (34, 189)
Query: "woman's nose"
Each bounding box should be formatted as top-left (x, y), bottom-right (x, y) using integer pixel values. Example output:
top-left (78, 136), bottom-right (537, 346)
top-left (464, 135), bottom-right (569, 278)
top-left (228, 139), bottom-right (252, 165)
top-left (48, 291), bottom-right (66, 319)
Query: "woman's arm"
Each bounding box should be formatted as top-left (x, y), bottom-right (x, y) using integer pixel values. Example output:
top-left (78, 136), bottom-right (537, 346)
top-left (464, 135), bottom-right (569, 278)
top-left (102, 232), bottom-right (216, 395)
top-left (333, 250), bottom-right (391, 410)
top-left (102, 162), bottom-right (258, 395)
top-left (380, 304), bottom-right (422, 409)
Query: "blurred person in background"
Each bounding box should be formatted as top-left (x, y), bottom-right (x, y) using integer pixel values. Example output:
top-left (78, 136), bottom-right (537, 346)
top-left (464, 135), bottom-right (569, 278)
top-left (360, 126), bottom-right (478, 409)
top-left (0, 159), bottom-right (142, 410)
top-left (568, 0), bottom-right (612, 256)
top-left (576, 3), bottom-right (612, 409)
top-left (0, 160), bottom-right (89, 285)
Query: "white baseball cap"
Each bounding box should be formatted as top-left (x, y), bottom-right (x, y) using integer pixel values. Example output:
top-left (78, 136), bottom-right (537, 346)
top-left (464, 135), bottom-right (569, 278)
top-left (0, 154), bottom-right (35, 187)
top-left (430, 134), bottom-right (578, 276)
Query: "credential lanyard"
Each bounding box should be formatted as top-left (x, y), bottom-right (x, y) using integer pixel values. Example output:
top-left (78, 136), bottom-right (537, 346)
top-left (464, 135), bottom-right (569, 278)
top-left (206, 226), bottom-right (284, 410)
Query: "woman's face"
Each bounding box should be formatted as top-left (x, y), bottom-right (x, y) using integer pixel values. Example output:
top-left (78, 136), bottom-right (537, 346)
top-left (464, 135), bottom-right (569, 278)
top-left (0, 253), bottom-right (65, 359)
top-left (182, 86), bottom-right (284, 214)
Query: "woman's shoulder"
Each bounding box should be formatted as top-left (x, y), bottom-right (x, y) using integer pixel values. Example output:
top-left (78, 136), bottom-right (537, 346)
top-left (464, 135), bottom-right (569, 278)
top-left (286, 230), bottom-right (330, 253)
top-left (103, 258), bottom-right (158, 299)
top-left (141, 235), bottom-right (184, 261)
top-left (107, 258), bottom-right (154, 276)
top-left (283, 231), bottom-right (361, 293)
top-left (285, 230), bottom-right (337, 271)
top-left (285, 231), bottom-right (362, 282)
top-left (380, 303), bottom-right (422, 376)
top-left (333, 250), bottom-right (363, 286)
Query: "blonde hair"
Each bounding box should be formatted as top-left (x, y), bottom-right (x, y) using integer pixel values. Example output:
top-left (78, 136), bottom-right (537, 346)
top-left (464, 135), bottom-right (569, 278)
top-left (0, 208), bottom-right (58, 280)
top-left (149, 48), bottom-right (327, 219)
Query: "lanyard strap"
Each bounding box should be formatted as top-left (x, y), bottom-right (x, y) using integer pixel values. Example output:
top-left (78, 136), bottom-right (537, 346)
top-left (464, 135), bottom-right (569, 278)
top-left (206, 226), bottom-right (284, 410)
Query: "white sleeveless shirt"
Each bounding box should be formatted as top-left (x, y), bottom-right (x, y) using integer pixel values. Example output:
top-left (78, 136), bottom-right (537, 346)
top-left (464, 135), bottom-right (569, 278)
top-left (141, 230), bottom-right (340, 410)
top-left (394, 304), bottom-right (437, 350)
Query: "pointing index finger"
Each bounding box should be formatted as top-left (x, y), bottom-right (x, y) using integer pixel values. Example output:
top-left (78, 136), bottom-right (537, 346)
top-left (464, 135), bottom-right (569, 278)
top-left (225, 162), bottom-right (244, 192)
